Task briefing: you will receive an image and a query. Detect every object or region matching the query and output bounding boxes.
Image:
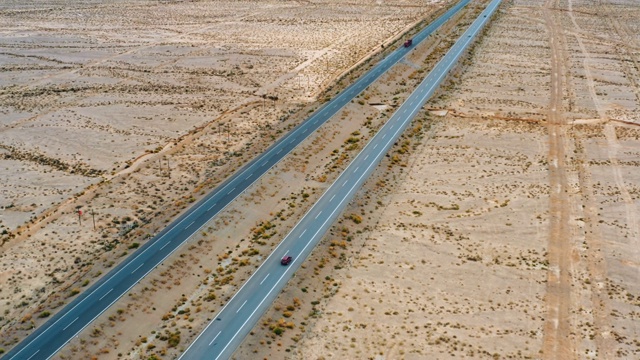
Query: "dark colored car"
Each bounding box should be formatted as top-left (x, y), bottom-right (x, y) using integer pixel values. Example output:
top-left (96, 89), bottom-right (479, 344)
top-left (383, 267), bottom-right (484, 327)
top-left (281, 255), bottom-right (293, 265)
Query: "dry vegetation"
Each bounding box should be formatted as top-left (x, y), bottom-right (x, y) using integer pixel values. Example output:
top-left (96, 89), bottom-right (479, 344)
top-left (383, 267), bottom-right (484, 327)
top-left (237, 0), bottom-right (640, 359)
top-left (2, 0), bottom-right (638, 359)
top-left (0, 0), bottom-right (454, 357)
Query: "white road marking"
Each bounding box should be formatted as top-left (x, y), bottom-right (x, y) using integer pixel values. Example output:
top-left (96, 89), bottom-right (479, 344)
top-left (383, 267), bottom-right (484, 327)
top-left (186, 221), bottom-right (195, 229)
top-left (26, 351), bottom-right (39, 360)
top-left (364, 154), bottom-right (369, 161)
top-left (98, 288), bottom-right (113, 301)
top-left (236, 300), bottom-right (247, 313)
top-left (300, 229), bottom-right (307, 238)
top-left (277, 149), bottom-right (283, 154)
top-left (160, 241), bottom-right (170, 251)
top-left (228, 188), bottom-right (235, 195)
top-left (315, 211), bottom-right (323, 219)
top-left (208, 203), bottom-right (217, 211)
top-left (330, 194), bottom-right (336, 202)
top-left (209, 331), bottom-right (222, 346)
top-left (342, 180), bottom-right (348, 187)
top-left (62, 317), bottom-right (78, 331)
top-left (260, 273), bottom-right (270, 285)
top-left (131, 263), bottom-right (144, 274)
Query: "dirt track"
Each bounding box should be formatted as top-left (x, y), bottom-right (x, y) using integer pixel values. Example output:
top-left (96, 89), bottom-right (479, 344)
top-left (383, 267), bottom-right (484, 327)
top-left (541, 0), bottom-right (576, 357)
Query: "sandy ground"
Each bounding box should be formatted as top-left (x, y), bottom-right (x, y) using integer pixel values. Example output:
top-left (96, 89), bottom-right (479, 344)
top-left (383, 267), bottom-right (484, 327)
top-left (237, 0), bottom-right (640, 359)
top-left (0, 0), bottom-right (453, 357)
top-left (2, 0), bottom-right (639, 359)
top-left (0, 0), bottom-right (438, 231)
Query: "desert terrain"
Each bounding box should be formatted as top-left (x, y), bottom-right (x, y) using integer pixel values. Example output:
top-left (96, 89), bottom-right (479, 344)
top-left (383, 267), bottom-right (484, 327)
top-left (237, 0), bottom-right (640, 359)
top-left (0, 0), bottom-right (454, 357)
top-left (1, 0), bottom-right (639, 359)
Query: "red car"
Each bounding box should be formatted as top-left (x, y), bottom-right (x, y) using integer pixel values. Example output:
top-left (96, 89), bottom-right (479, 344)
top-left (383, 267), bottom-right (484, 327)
top-left (281, 255), bottom-right (293, 265)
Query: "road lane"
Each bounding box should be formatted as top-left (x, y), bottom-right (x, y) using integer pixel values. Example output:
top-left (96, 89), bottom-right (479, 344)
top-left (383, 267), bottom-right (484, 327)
top-left (179, 0), bottom-right (501, 359)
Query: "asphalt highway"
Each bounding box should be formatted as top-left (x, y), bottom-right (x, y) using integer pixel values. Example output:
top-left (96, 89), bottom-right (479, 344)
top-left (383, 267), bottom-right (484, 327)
top-left (179, 0), bottom-right (502, 359)
top-left (3, 2), bottom-right (472, 360)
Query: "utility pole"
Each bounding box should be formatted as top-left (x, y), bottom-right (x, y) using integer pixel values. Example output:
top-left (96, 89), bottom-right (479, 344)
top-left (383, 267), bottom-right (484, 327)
top-left (91, 208), bottom-right (96, 230)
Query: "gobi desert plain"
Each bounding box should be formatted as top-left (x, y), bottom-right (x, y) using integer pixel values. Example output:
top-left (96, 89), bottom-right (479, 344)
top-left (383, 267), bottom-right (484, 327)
top-left (1, 0), bottom-right (639, 359)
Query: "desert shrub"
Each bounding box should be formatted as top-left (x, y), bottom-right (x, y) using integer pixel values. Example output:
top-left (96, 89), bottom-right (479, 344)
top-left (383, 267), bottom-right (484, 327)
top-left (349, 214), bottom-right (362, 224)
top-left (39, 311), bottom-right (51, 318)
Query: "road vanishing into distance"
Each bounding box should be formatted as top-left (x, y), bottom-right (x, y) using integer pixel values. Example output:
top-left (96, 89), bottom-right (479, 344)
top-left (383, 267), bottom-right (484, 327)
top-left (3, 1), bottom-right (473, 359)
top-left (180, 0), bottom-right (502, 359)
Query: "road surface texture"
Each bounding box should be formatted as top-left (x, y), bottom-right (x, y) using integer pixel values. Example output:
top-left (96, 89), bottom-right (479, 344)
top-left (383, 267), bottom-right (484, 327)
top-left (2, 2), bottom-right (473, 360)
top-left (179, 0), bottom-right (502, 359)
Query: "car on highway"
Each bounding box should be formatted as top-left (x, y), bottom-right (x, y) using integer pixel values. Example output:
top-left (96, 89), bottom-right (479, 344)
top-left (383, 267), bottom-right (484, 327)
top-left (281, 255), bottom-right (293, 265)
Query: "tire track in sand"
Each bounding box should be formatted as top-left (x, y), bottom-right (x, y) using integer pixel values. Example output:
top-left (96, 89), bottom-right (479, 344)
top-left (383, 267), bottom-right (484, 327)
top-left (541, 0), bottom-right (577, 358)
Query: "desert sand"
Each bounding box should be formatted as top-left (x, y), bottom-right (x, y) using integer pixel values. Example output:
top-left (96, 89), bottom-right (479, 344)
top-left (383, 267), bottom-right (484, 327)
top-left (1, 0), bottom-right (639, 359)
top-left (0, 0), bottom-right (450, 357)
top-left (237, 0), bottom-right (640, 359)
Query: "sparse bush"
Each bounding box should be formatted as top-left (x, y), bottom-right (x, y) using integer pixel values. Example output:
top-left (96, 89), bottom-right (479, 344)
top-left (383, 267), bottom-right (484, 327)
top-left (39, 311), bottom-right (51, 318)
top-left (349, 214), bottom-right (362, 224)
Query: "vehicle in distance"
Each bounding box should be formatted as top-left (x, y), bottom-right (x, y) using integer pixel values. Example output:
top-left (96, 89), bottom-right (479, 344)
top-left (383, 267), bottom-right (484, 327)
top-left (404, 38), bottom-right (413, 47)
top-left (281, 256), bottom-right (293, 265)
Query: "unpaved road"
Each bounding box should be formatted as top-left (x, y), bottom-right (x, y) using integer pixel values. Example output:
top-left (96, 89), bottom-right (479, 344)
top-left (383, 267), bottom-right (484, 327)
top-left (541, 0), bottom-right (576, 358)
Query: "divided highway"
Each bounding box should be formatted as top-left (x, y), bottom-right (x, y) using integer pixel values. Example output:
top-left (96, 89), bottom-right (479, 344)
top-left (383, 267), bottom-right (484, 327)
top-left (179, 0), bottom-right (502, 359)
top-left (3, 1), bottom-right (472, 359)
